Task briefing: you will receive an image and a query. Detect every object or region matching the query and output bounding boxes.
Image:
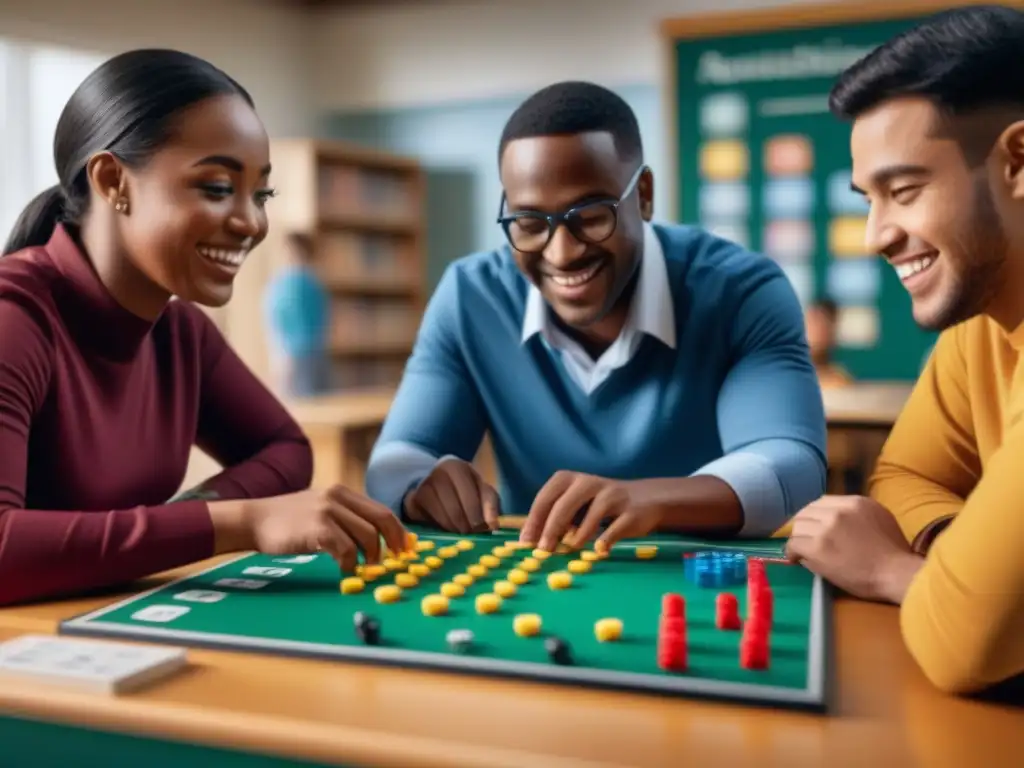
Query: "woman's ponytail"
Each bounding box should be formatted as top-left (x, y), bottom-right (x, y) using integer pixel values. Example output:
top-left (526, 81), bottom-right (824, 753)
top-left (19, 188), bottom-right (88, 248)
top-left (2, 185), bottom-right (66, 256)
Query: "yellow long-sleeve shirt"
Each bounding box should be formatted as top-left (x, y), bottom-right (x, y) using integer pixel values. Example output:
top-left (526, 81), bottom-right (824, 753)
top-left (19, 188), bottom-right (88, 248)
top-left (869, 315), bottom-right (1024, 694)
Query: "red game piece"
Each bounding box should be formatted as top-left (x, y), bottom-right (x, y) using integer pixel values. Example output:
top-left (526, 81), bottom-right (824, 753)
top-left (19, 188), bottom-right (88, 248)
top-left (739, 635), bottom-right (769, 669)
top-left (739, 616), bottom-right (770, 669)
top-left (749, 588), bottom-right (774, 625)
top-left (661, 593), bottom-right (685, 619)
top-left (657, 631), bottom-right (687, 671)
top-left (715, 592), bottom-right (741, 630)
top-left (660, 615), bottom-right (686, 636)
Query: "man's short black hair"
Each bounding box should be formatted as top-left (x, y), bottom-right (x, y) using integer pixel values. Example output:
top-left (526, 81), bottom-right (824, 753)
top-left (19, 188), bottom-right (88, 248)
top-left (829, 5), bottom-right (1024, 124)
top-left (498, 81), bottom-right (643, 166)
top-left (811, 297), bottom-right (839, 321)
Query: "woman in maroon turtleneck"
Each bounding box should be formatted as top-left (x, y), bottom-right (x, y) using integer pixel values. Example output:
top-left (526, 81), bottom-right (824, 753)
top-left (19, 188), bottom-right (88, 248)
top-left (0, 49), bottom-right (406, 606)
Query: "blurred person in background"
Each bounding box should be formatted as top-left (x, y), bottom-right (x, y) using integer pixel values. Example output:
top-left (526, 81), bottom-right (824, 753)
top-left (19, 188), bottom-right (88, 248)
top-left (264, 232), bottom-right (331, 397)
top-left (804, 298), bottom-right (852, 388)
top-left (0, 49), bottom-right (406, 606)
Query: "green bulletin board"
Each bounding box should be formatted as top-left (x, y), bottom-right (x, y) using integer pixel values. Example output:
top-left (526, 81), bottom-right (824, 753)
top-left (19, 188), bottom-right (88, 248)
top-left (666, 5), bottom-right (941, 381)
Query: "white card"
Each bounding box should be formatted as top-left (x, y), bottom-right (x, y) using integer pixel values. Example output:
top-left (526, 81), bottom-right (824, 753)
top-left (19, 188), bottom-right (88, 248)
top-left (0, 634), bottom-right (187, 694)
top-left (131, 605), bottom-right (190, 623)
top-left (242, 566), bottom-right (291, 577)
top-left (173, 590), bottom-right (226, 604)
top-left (214, 578), bottom-right (268, 590)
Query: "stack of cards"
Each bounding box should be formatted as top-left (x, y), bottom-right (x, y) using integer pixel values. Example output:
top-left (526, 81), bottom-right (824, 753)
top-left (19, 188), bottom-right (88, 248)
top-left (0, 634), bottom-right (187, 694)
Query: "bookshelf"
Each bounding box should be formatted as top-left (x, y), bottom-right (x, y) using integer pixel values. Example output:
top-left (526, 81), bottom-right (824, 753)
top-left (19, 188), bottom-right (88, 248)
top-left (260, 138), bottom-right (427, 391)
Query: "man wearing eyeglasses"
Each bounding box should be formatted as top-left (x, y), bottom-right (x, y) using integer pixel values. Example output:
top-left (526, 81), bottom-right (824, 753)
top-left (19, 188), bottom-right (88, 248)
top-left (365, 81), bottom-right (827, 552)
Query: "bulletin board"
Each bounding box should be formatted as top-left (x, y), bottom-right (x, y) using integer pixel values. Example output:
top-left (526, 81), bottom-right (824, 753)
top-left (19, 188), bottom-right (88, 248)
top-left (659, 0), bottom-right (1004, 381)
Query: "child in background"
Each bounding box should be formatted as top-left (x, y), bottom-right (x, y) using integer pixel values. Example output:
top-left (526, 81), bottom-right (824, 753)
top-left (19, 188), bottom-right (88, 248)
top-left (265, 232), bottom-right (331, 396)
top-left (804, 298), bottom-right (852, 388)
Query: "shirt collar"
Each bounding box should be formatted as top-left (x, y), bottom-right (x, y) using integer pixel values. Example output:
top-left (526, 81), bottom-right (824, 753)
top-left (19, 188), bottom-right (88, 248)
top-left (521, 223), bottom-right (676, 348)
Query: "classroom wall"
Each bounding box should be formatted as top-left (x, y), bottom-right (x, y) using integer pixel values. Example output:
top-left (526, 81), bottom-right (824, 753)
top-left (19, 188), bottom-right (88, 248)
top-left (311, 0), bottom-right (828, 112)
top-left (0, 0), bottom-right (315, 138)
top-left (314, 0), bottom-right (826, 287)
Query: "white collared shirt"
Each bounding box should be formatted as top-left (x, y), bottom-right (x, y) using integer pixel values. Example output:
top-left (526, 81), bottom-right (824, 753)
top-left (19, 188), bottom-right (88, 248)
top-left (520, 223), bottom-right (676, 394)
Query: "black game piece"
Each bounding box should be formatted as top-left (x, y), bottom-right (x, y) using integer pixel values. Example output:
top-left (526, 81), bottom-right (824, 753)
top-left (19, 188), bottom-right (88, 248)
top-left (545, 636), bottom-right (573, 665)
top-left (359, 617), bottom-right (381, 645)
top-left (353, 611), bottom-right (368, 630)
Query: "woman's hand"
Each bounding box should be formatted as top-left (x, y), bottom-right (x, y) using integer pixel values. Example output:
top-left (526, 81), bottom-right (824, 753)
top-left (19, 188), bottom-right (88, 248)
top-left (209, 486), bottom-right (409, 572)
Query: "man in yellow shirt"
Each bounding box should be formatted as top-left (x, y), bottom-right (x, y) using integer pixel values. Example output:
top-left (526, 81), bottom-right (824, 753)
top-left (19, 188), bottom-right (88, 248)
top-left (785, 5), bottom-right (1024, 694)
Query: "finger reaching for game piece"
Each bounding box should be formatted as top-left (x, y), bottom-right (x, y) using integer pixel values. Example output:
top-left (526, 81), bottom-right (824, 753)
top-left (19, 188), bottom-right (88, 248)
top-left (518, 472), bottom-right (668, 552)
top-left (225, 485), bottom-right (409, 574)
top-left (520, 472), bottom-right (631, 551)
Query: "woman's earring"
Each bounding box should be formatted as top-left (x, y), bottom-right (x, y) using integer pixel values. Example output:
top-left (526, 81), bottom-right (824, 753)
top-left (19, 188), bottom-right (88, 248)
top-left (114, 197), bottom-right (129, 214)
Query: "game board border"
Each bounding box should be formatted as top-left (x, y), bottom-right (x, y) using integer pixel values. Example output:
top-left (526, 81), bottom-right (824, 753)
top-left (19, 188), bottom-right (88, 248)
top-left (58, 543), bottom-right (832, 713)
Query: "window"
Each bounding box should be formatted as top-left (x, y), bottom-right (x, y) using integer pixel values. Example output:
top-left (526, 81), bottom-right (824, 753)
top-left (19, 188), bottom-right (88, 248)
top-left (0, 38), bottom-right (106, 248)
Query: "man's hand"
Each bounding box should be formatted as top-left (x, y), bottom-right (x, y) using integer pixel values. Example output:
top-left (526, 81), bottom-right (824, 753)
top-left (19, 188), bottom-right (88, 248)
top-left (403, 458), bottom-right (501, 534)
top-left (519, 472), bottom-right (663, 552)
top-left (785, 495), bottom-right (925, 603)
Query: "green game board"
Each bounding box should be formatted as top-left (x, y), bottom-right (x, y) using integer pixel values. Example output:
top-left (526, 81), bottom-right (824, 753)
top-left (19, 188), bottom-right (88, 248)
top-left (59, 527), bottom-right (832, 712)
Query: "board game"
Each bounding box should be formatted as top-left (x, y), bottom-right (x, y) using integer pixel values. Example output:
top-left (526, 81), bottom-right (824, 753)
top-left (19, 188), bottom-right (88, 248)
top-left (59, 525), bottom-right (833, 712)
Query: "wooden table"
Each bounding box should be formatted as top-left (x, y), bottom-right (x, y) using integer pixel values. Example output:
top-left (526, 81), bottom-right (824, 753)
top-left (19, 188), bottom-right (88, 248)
top-left (287, 387), bottom-right (498, 492)
top-left (822, 382), bottom-right (914, 428)
top-left (821, 383), bottom-right (914, 494)
top-left (0, 561), bottom-right (1021, 768)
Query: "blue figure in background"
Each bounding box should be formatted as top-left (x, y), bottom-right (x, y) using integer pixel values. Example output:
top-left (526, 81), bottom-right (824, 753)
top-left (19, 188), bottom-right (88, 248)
top-left (264, 233), bottom-right (331, 397)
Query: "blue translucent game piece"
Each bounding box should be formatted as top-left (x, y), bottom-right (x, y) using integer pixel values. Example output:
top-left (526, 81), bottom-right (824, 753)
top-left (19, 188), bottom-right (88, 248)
top-left (683, 549), bottom-right (749, 587)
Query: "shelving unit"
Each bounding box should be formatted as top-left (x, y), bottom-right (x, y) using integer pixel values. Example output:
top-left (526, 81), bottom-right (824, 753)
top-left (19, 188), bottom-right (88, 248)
top-left (256, 138), bottom-right (427, 391)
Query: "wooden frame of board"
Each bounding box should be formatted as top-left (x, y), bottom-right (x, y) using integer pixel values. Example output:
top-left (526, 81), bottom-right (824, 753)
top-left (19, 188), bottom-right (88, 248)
top-left (658, 0), bottom-right (1024, 220)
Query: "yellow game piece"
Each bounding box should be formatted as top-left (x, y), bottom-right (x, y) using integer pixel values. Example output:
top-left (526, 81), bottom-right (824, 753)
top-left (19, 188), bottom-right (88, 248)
top-left (595, 539), bottom-right (609, 555)
top-left (492, 546), bottom-right (513, 558)
top-left (493, 580), bottom-right (517, 597)
top-left (424, 555), bottom-right (443, 569)
top-left (519, 557), bottom-right (541, 572)
top-left (475, 593), bottom-right (502, 614)
top-left (531, 548), bottom-right (551, 560)
top-left (383, 557), bottom-right (405, 571)
top-left (507, 568), bottom-right (529, 585)
top-left (440, 582), bottom-right (465, 598)
top-left (374, 585), bottom-right (402, 603)
top-left (415, 540), bottom-right (435, 552)
top-left (513, 613), bottom-right (542, 637)
top-left (467, 564), bottom-right (488, 578)
top-left (453, 573), bottom-right (474, 587)
top-left (421, 594), bottom-right (449, 616)
top-left (395, 572), bottom-right (419, 588)
top-left (405, 532), bottom-right (418, 550)
top-left (340, 577), bottom-right (364, 594)
top-left (438, 546), bottom-right (458, 559)
top-left (546, 571), bottom-right (572, 590)
top-left (580, 551), bottom-right (599, 562)
top-left (361, 564), bottom-right (386, 580)
top-left (567, 559), bottom-right (592, 574)
top-left (594, 618), bottom-right (624, 642)
top-left (399, 550), bottom-right (418, 560)
top-left (635, 546), bottom-right (657, 560)
top-left (512, 541), bottom-right (534, 550)
top-left (555, 543), bottom-right (572, 554)
top-left (456, 539), bottom-right (474, 551)
top-left (409, 563), bottom-right (431, 578)
top-left (479, 555), bottom-right (501, 568)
